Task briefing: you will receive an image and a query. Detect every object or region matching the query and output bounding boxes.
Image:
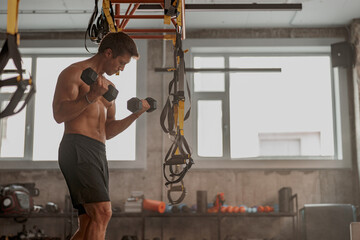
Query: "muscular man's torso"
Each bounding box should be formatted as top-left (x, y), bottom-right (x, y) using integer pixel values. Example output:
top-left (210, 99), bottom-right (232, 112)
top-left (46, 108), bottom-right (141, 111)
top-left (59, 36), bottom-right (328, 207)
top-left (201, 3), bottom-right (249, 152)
top-left (64, 62), bottom-right (113, 144)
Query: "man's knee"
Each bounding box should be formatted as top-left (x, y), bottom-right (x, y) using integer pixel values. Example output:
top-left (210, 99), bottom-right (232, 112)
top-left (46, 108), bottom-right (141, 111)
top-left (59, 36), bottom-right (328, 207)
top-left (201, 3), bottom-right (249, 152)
top-left (97, 207), bottom-right (112, 222)
top-left (84, 202), bottom-right (112, 224)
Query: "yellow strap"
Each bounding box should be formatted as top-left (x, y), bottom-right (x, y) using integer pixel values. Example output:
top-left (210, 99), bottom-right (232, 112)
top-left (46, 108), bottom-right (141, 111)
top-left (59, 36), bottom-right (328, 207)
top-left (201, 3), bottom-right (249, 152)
top-left (176, 0), bottom-right (182, 26)
top-left (173, 102), bottom-right (179, 155)
top-left (164, 34), bottom-right (176, 45)
top-left (173, 100), bottom-right (185, 155)
top-left (175, 148), bottom-right (180, 155)
top-left (103, 0), bottom-right (117, 33)
top-left (7, 0), bottom-right (20, 35)
top-left (173, 103), bottom-right (178, 127)
top-left (178, 99), bottom-right (185, 135)
top-left (164, 15), bottom-right (171, 25)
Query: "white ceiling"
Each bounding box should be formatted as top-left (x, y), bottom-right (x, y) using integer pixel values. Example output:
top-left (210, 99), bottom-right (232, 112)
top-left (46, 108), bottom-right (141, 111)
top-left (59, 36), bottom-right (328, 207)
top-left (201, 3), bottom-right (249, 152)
top-left (0, 0), bottom-right (359, 31)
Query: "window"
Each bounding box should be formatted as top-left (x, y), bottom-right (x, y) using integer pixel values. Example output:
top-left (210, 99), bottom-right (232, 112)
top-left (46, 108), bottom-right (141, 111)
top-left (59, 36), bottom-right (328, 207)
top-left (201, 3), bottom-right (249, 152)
top-left (185, 38), bottom-right (352, 169)
top-left (0, 39), bottom-right (147, 169)
top-left (228, 56), bottom-right (334, 158)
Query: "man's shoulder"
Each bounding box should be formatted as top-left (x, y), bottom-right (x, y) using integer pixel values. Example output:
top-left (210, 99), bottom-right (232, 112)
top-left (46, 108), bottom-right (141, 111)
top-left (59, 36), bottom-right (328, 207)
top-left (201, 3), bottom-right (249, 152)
top-left (59, 62), bottom-right (88, 81)
top-left (62, 63), bottom-right (84, 75)
top-left (57, 59), bottom-right (94, 86)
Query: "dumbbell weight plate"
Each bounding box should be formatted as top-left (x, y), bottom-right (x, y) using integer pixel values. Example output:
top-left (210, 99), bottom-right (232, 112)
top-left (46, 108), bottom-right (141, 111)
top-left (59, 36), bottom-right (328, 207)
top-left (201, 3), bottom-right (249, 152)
top-left (81, 68), bottom-right (98, 85)
top-left (145, 97), bottom-right (157, 112)
top-left (127, 97), bottom-right (143, 113)
top-left (103, 85), bottom-right (119, 102)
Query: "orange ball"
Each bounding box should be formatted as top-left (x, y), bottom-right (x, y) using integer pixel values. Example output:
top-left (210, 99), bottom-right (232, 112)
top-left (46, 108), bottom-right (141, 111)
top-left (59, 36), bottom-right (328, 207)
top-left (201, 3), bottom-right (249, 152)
top-left (233, 206), bottom-right (240, 213)
top-left (239, 206), bottom-right (246, 213)
top-left (226, 206), bottom-right (234, 213)
top-left (264, 206), bottom-right (274, 212)
top-left (257, 206), bottom-right (264, 213)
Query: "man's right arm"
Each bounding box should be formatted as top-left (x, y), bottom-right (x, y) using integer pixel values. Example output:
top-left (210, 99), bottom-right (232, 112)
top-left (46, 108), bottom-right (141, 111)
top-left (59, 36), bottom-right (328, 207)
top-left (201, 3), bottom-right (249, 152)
top-left (52, 67), bottom-right (92, 124)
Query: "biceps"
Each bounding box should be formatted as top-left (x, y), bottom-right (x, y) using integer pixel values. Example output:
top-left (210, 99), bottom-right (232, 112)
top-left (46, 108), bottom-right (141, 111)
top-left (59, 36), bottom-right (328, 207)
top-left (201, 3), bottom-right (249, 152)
top-left (53, 80), bottom-right (79, 111)
top-left (106, 104), bottom-right (116, 123)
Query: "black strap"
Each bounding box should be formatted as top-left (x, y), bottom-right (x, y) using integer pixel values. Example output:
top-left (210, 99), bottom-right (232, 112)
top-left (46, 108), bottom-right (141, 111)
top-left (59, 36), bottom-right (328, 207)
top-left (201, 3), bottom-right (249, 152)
top-left (167, 181), bottom-right (186, 205)
top-left (85, 0), bottom-right (117, 52)
top-left (85, 0), bottom-right (99, 52)
top-left (164, 0), bottom-right (179, 17)
top-left (0, 78), bottom-right (35, 119)
top-left (0, 34), bottom-right (36, 119)
top-left (0, 35), bottom-right (22, 78)
top-left (160, 95), bottom-right (175, 135)
top-left (163, 129), bottom-right (194, 186)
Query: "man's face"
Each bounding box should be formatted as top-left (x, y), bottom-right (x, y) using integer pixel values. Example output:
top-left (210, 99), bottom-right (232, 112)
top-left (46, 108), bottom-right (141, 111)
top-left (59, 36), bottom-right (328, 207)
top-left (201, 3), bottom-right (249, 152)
top-left (105, 50), bottom-right (132, 76)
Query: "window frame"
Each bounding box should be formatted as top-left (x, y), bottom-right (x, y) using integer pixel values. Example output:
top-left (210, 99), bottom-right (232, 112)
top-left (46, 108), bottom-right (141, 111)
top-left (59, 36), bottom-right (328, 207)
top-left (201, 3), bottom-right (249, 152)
top-left (0, 39), bottom-right (147, 170)
top-left (183, 38), bottom-right (352, 169)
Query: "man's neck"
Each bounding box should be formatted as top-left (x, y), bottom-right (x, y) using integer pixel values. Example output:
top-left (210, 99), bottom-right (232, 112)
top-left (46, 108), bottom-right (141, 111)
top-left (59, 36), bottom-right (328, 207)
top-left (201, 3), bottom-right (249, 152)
top-left (87, 54), bottom-right (106, 75)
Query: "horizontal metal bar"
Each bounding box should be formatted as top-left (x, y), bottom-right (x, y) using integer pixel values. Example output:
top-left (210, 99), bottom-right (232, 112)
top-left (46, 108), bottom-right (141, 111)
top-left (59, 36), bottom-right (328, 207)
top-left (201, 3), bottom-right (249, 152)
top-left (1, 69), bottom-right (26, 74)
top-left (122, 29), bottom-right (175, 33)
top-left (115, 14), bottom-right (164, 19)
top-left (112, 0), bottom-right (163, 3)
top-left (138, 3), bottom-right (302, 11)
top-left (129, 35), bottom-right (168, 39)
top-left (155, 68), bottom-right (282, 73)
top-left (0, 3), bottom-right (302, 16)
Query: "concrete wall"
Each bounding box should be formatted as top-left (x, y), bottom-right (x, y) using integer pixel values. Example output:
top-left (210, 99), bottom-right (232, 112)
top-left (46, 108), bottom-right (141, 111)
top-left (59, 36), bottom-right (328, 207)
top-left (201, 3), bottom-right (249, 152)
top-left (0, 27), bottom-right (359, 240)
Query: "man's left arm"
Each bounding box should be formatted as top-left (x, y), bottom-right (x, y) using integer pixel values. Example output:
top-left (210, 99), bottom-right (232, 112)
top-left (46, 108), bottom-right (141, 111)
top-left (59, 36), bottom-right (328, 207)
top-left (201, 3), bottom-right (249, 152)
top-left (105, 100), bottom-right (150, 140)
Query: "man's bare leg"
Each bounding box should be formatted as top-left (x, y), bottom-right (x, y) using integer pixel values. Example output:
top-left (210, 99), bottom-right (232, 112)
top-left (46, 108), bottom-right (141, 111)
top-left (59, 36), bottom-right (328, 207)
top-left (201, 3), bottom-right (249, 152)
top-left (70, 214), bottom-right (91, 240)
top-left (83, 201), bottom-right (112, 240)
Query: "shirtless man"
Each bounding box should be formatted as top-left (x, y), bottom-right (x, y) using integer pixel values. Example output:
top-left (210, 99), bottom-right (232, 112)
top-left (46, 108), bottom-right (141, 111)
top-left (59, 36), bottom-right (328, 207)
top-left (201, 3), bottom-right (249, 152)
top-left (52, 32), bottom-right (149, 240)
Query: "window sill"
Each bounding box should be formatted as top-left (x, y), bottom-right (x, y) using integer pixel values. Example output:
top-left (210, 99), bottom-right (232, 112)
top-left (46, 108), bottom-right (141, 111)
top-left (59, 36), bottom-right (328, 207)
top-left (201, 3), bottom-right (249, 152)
top-left (191, 158), bottom-right (351, 170)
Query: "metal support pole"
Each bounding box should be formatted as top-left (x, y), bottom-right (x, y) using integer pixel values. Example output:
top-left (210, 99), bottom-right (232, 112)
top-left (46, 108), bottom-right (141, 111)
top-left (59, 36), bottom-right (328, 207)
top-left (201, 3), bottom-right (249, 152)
top-left (115, 4), bottom-right (120, 27)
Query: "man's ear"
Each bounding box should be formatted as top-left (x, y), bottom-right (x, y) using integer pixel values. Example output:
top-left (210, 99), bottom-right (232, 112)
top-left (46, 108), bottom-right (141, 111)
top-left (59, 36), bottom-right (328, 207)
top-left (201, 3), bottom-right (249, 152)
top-left (104, 48), bottom-right (113, 58)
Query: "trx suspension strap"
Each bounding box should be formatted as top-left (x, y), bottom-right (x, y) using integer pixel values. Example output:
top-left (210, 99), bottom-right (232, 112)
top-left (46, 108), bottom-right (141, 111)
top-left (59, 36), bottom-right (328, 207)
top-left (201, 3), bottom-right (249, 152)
top-left (0, 0), bottom-right (35, 119)
top-left (164, 0), bottom-right (179, 25)
top-left (160, 8), bottom-right (193, 204)
top-left (102, 0), bottom-right (117, 33)
top-left (85, 0), bottom-right (117, 50)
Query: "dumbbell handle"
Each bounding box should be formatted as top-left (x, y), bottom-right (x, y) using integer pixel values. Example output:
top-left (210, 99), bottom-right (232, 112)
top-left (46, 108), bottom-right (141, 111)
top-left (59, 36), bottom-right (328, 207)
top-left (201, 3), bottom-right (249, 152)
top-left (80, 68), bottom-right (118, 102)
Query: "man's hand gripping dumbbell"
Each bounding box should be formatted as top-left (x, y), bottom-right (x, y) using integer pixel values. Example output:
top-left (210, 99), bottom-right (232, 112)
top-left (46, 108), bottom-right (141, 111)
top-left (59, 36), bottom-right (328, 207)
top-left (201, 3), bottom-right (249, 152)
top-left (127, 97), bottom-right (157, 114)
top-left (81, 67), bottom-right (119, 103)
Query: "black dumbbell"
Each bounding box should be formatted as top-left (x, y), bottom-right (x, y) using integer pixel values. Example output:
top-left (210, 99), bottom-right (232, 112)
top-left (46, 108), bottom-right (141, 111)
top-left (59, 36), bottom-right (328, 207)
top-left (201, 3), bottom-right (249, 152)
top-left (127, 97), bottom-right (157, 113)
top-left (81, 67), bottom-right (119, 102)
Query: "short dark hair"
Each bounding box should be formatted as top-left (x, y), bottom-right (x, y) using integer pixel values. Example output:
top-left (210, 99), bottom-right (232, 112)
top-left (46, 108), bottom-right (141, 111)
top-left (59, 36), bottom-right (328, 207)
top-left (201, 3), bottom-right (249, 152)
top-left (98, 32), bottom-right (139, 59)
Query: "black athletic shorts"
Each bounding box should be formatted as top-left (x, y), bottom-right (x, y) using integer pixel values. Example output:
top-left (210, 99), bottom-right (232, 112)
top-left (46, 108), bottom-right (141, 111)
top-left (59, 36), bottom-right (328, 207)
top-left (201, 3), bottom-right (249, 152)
top-left (58, 134), bottom-right (110, 215)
